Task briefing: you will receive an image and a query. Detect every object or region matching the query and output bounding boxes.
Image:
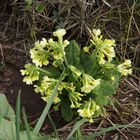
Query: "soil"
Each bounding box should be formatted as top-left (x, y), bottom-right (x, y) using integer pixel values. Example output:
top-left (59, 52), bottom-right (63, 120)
top-left (0, 44), bottom-right (45, 115)
top-left (0, 64), bottom-right (45, 116)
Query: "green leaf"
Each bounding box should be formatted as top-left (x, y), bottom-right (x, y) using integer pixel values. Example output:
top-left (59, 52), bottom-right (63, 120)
top-left (0, 93), bottom-right (15, 122)
top-left (65, 40), bottom-right (80, 67)
top-left (35, 3), bottom-right (45, 13)
top-left (112, 74), bottom-right (121, 89)
top-left (96, 80), bottom-right (115, 96)
top-left (101, 67), bottom-right (121, 89)
top-left (0, 118), bottom-right (16, 140)
top-left (15, 91), bottom-right (21, 140)
top-left (20, 131), bottom-right (58, 140)
top-left (96, 96), bottom-right (109, 106)
top-left (80, 51), bottom-right (101, 76)
top-left (83, 124), bottom-right (140, 140)
top-left (22, 108), bottom-right (32, 140)
top-left (41, 66), bottom-right (61, 78)
top-left (25, 0), bottom-right (32, 5)
top-left (80, 51), bottom-right (91, 73)
top-left (74, 129), bottom-right (83, 140)
top-left (48, 114), bottom-right (59, 139)
top-left (67, 118), bottom-right (87, 139)
top-left (94, 81), bottom-right (116, 106)
top-left (0, 94), bottom-right (16, 140)
top-left (0, 94), bottom-right (58, 140)
top-left (61, 96), bottom-right (73, 122)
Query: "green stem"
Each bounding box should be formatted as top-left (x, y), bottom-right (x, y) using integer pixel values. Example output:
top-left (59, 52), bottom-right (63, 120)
top-left (63, 54), bottom-right (69, 67)
top-left (38, 67), bottom-right (57, 77)
top-left (33, 68), bottom-right (66, 134)
top-left (58, 38), bottom-right (69, 68)
top-left (89, 49), bottom-right (98, 74)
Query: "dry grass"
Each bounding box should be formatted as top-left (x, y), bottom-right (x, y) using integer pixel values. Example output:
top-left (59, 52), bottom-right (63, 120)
top-left (0, 0), bottom-right (140, 139)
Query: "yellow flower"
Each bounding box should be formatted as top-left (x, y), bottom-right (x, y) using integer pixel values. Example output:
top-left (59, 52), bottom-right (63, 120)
top-left (78, 108), bottom-right (93, 118)
top-left (40, 38), bottom-right (48, 48)
top-left (123, 59), bottom-right (131, 67)
top-left (30, 49), bottom-right (49, 67)
top-left (34, 38), bottom-right (48, 49)
top-left (63, 40), bottom-right (70, 48)
top-left (53, 29), bottom-right (66, 39)
top-left (77, 99), bottom-right (100, 122)
top-left (42, 95), bottom-right (60, 104)
top-left (23, 76), bottom-right (34, 85)
top-left (20, 64), bottom-right (40, 85)
top-left (69, 91), bottom-right (83, 108)
top-left (119, 68), bottom-right (132, 76)
top-left (83, 46), bottom-right (90, 53)
top-left (81, 74), bottom-right (100, 93)
top-left (92, 29), bottom-right (101, 37)
top-left (117, 59), bottom-right (132, 76)
top-left (111, 76), bottom-right (115, 81)
top-left (69, 65), bottom-right (82, 77)
top-left (98, 39), bottom-right (116, 64)
top-left (34, 76), bottom-right (60, 104)
top-left (52, 50), bottom-right (63, 60)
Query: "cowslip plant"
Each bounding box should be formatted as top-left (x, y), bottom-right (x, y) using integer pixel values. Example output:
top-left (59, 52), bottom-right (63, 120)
top-left (21, 28), bottom-right (132, 122)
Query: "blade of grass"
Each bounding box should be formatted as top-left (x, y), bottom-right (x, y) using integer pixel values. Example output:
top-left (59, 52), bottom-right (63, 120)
top-left (67, 118), bottom-right (87, 140)
top-left (83, 124), bottom-right (140, 139)
top-left (22, 108), bottom-right (32, 140)
top-left (33, 69), bottom-right (66, 134)
top-left (15, 90), bottom-right (21, 140)
top-left (75, 128), bottom-right (83, 140)
top-left (48, 113), bottom-right (59, 139)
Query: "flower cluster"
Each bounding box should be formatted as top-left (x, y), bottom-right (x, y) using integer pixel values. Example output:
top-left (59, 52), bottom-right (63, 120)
top-left (117, 59), bottom-right (132, 76)
top-left (78, 99), bottom-right (100, 122)
top-left (20, 64), bottom-right (40, 85)
top-left (21, 28), bottom-right (132, 122)
top-left (30, 29), bottom-right (69, 68)
top-left (84, 29), bottom-right (116, 64)
top-left (34, 76), bottom-right (60, 103)
top-left (81, 74), bottom-right (100, 93)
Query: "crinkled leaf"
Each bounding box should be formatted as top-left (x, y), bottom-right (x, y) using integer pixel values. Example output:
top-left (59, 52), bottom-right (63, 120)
top-left (95, 80), bottom-right (115, 97)
top-left (80, 51), bottom-right (101, 76)
top-left (112, 74), bottom-right (121, 89)
top-left (100, 80), bottom-right (115, 96)
top-left (65, 40), bottom-right (80, 67)
top-left (80, 51), bottom-right (91, 73)
top-left (96, 96), bottom-right (109, 106)
top-left (101, 68), bottom-right (121, 89)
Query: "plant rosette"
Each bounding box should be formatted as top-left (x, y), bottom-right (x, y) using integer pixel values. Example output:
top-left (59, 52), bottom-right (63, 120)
top-left (21, 28), bottom-right (132, 122)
